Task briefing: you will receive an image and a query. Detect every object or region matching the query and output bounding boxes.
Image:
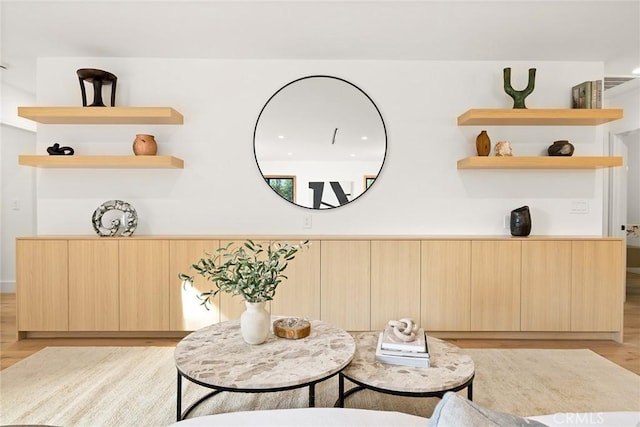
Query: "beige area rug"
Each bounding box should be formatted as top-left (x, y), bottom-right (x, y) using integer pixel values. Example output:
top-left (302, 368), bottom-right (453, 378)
top-left (0, 347), bottom-right (638, 427)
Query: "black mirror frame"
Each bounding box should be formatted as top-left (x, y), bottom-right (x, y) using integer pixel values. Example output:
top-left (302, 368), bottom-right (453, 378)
top-left (253, 75), bottom-right (388, 210)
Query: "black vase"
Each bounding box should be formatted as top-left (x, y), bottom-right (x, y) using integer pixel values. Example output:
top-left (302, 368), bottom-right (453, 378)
top-left (510, 206), bottom-right (531, 237)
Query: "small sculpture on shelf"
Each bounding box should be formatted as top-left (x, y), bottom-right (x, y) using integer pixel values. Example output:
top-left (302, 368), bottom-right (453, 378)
top-left (77, 68), bottom-right (117, 107)
top-left (548, 140), bottom-right (574, 156)
top-left (92, 200), bottom-right (137, 237)
top-left (503, 67), bottom-right (536, 109)
top-left (46, 143), bottom-right (74, 155)
top-left (495, 141), bottom-right (513, 156)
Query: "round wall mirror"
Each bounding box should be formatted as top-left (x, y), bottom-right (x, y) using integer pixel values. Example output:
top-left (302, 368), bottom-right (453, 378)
top-left (253, 75), bottom-right (387, 210)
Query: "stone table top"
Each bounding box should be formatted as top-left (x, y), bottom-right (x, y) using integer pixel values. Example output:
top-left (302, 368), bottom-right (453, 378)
top-left (341, 332), bottom-right (475, 394)
top-left (175, 319), bottom-right (356, 390)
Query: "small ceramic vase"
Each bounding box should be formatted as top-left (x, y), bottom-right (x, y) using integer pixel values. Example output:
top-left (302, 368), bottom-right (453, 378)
top-left (510, 206), bottom-right (532, 237)
top-left (132, 134), bottom-right (157, 156)
top-left (475, 130), bottom-right (491, 156)
top-left (240, 301), bottom-right (271, 345)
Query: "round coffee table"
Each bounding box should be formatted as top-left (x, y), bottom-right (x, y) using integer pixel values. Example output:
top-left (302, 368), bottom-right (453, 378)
top-left (175, 319), bottom-right (355, 421)
top-left (336, 332), bottom-right (474, 407)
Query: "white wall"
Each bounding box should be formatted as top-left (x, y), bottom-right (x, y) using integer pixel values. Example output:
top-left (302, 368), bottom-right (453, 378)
top-left (1, 124), bottom-right (36, 293)
top-left (29, 58), bottom-right (607, 237)
top-left (1, 79), bottom-right (37, 292)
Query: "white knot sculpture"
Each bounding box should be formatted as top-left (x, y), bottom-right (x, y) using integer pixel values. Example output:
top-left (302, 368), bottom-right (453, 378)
top-left (387, 318), bottom-right (419, 342)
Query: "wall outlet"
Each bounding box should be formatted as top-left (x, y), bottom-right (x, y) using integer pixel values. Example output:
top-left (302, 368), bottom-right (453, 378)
top-left (503, 214), bottom-right (510, 229)
top-left (11, 199), bottom-right (20, 211)
top-left (303, 215), bottom-right (312, 229)
top-left (570, 200), bottom-right (589, 214)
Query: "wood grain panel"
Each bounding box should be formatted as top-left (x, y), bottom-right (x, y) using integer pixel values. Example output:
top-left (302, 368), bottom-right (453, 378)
top-left (119, 240), bottom-right (170, 330)
top-left (169, 240), bottom-right (220, 331)
top-left (270, 240), bottom-right (321, 320)
top-left (421, 240), bottom-right (471, 331)
top-left (370, 241), bottom-right (420, 330)
top-left (571, 240), bottom-right (624, 331)
top-left (471, 240), bottom-right (521, 331)
top-left (521, 241), bottom-right (571, 331)
top-left (320, 241), bottom-right (370, 330)
top-left (457, 108), bottom-right (623, 126)
top-left (16, 240), bottom-right (69, 331)
top-left (68, 240), bottom-right (119, 331)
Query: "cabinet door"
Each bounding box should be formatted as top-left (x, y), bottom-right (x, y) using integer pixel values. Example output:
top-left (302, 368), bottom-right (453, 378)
top-left (321, 240), bottom-right (370, 331)
top-left (371, 240), bottom-right (421, 331)
top-left (169, 240), bottom-right (220, 331)
top-left (470, 240), bottom-right (521, 331)
top-left (421, 240), bottom-right (471, 331)
top-left (571, 240), bottom-right (623, 331)
top-left (271, 240), bottom-right (321, 320)
top-left (16, 240), bottom-right (69, 331)
top-left (521, 241), bottom-right (571, 331)
top-left (68, 240), bottom-right (119, 331)
top-left (119, 240), bottom-right (170, 331)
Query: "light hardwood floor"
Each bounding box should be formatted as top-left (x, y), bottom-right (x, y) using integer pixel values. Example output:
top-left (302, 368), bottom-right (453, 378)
top-left (1, 273), bottom-right (639, 374)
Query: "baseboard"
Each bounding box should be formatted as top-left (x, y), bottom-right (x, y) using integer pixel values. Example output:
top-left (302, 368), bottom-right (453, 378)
top-left (0, 281), bottom-right (16, 293)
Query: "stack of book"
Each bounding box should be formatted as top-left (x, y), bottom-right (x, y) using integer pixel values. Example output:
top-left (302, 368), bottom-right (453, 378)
top-left (375, 326), bottom-right (430, 368)
top-left (571, 80), bottom-right (602, 109)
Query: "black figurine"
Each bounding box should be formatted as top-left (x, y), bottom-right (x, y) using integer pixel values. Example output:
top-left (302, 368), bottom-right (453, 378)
top-left (77, 68), bottom-right (117, 107)
top-left (47, 143), bottom-right (74, 155)
top-left (503, 67), bottom-right (536, 109)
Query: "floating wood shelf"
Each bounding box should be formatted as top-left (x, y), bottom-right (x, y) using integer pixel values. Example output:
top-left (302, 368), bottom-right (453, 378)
top-left (17, 106), bottom-right (184, 124)
top-left (457, 156), bottom-right (623, 169)
top-left (457, 109), bottom-right (623, 126)
top-left (18, 155), bottom-right (184, 169)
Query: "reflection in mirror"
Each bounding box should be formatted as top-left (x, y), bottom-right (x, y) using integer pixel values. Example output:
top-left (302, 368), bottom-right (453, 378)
top-left (265, 176), bottom-right (296, 203)
top-left (254, 75), bottom-right (387, 209)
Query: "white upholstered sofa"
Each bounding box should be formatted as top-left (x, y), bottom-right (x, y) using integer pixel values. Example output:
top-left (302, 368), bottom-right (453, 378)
top-left (170, 392), bottom-right (640, 427)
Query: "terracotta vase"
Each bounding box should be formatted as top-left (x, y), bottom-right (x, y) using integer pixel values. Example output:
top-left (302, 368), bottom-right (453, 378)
top-left (132, 134), bottom-right (157, 156)
top-left (475, 130), bottom-right (491, 156)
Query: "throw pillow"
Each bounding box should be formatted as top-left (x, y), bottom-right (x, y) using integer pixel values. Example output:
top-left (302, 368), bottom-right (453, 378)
top-left (429, 392), bottom-right (547, 427)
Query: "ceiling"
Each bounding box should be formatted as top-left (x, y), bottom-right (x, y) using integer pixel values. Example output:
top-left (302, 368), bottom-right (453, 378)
top-left (1, 0), bottom-right (639, 96)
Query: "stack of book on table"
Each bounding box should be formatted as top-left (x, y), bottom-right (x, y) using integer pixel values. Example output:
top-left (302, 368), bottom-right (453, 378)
top-left (375, 326), bottom-right (430, 368)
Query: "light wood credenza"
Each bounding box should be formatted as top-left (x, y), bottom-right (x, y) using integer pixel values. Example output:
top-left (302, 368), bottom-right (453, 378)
top-left (15, 235), bottom-right (625, 342)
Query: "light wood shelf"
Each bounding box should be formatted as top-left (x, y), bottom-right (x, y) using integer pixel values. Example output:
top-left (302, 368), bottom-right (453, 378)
top-left (457, 109), bottom-right (623, 126)
top-left (18, 155), bottom-right (184, 169)
top-left (17, 106), bottom-right (184, 124)
top-left (457, 156), bottom-right (622, 169)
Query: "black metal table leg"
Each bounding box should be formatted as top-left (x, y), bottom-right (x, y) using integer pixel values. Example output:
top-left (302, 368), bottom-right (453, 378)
top-left (337, 373), bottom-right (344, 408)
top-left (468, 381), bottom-right (473, 401)
top-left (176, 370), bottom-right (183, 421)
top-left (309, 383), bottom-right (316, 407)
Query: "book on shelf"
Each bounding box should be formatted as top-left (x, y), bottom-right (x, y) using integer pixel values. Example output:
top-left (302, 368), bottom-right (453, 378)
top-left (572, 81), bottom-right (591, 109)
top-left (592, 79), bottom-right (602, 108)
top-left (381, 325), bottom-right (427, 353)
top-left (375, 332), bottom-right (430, 368)
top-left (571, 80), bottom-right (602, 109)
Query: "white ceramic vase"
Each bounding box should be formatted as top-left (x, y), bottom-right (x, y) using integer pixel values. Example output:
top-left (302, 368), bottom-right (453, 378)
top-left (240, 301), bottom-right (270, 345)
